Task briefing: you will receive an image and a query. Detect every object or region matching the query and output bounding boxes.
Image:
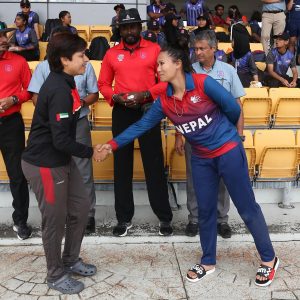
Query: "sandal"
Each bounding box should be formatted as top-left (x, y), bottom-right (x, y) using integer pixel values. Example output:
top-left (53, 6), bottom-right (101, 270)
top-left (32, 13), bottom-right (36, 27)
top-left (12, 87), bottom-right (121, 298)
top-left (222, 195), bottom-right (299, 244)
top-left (65, 258), bottom-right (97, 277)
top-left (186, 264), bottom-right (216, 283)
top-left (47, 274), bottom-right (84, 294)
top-left (255, 256), bottom-right (280, 287)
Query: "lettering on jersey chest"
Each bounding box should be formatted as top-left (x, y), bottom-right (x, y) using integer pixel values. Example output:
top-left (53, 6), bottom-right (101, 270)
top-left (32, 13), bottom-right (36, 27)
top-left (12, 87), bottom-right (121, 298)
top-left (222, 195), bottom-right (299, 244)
top-left (176, 115), bottom-right (213, 134)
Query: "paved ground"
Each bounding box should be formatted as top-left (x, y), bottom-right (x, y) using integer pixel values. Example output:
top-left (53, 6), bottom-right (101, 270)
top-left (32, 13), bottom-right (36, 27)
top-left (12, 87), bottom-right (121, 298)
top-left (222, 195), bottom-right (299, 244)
top-left (0, 239), bottom-right (299, 300)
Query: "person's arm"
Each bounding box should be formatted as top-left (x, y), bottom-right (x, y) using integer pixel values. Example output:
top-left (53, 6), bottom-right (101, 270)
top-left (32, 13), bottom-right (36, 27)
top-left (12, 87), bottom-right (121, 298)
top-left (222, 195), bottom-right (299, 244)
top-left (82, 63), bottom-right (99, 105)
top-left (248, 54), bottom-right (258, 79)
top-left (14, 60), bottom-right (32, 103)
top-left (290, 55), bottom-right (298, 87)
top-left (32, 93), bottom-right (38, 105)
top-left (98, 51), bottom-right (117, 106)
top-left (33, 13), bottom-right (40, 39)
top-left (287, 0), bottom-right (294, 10)
top-left (48, 88), bottom-right (93, 158)
top-left (106, 98), bottom-right (165, 151)
top-left (203, 75), bottom-right (241, 125)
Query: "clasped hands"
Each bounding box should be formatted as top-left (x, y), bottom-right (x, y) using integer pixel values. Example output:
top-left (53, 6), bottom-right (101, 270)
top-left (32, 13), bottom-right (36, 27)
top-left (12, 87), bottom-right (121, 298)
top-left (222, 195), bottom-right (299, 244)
top-left (93, 144), bottom-right (112, 162)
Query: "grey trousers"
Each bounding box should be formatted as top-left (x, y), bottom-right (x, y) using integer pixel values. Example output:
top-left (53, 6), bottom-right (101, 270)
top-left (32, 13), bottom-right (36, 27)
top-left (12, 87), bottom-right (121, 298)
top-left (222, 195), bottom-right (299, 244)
top-left (73, 116), bottom-right (96, 217)
top-left (22, 159), bottom-right (90, 282)
top-left (184, 142), bottom-right (230, 224)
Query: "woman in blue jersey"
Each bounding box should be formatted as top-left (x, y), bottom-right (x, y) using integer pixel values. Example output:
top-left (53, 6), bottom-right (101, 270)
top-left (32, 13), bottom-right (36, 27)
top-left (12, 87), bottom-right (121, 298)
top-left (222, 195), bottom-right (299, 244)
top-left (9, 13), bottom-right (39, 61)
top-left (96, 37), bottom-right (279, 287)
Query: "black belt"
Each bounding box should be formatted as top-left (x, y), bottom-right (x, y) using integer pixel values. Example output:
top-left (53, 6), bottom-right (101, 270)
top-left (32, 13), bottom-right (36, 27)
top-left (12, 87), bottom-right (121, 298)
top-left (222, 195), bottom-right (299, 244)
top-left (0, 112), bottom-right (18, 125)
top-left (263, 10), bottom-right (284, 14)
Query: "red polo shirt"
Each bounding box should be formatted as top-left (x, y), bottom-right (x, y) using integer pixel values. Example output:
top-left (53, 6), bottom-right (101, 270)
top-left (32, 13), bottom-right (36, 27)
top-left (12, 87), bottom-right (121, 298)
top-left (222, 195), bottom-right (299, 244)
top-left (98, 38), bottom-right (167, 106)
top-left (0, 51), bottom-right (32, 117)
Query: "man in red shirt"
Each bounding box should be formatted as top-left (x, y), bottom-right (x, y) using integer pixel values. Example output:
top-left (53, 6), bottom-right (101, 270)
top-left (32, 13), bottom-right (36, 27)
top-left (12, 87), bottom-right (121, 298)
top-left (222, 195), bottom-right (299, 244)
top-left (212, 4), bottom-right (227, 26)
top-left (0, 23), bottom-right (32, 240)
top-left (98, 8), bottom-right (173, 237)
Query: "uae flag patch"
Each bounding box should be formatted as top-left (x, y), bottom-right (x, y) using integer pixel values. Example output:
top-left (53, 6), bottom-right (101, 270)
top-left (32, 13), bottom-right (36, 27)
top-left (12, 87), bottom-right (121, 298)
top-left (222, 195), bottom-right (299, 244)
top-left (56, 112), bottom-right (69, 121)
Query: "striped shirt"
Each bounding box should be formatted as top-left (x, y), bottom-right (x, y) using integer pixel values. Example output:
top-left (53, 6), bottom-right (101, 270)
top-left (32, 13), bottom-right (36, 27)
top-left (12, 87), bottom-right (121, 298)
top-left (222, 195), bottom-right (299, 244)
top-left (184, 0), bottom-right (209, 26)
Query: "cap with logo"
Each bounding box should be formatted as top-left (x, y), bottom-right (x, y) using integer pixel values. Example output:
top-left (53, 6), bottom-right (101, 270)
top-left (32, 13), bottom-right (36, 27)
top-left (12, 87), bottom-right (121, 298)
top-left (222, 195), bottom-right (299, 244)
top-left (118, 8), bottom-right (147, 25)
top-left (0, 22), bottom-right (16, 34)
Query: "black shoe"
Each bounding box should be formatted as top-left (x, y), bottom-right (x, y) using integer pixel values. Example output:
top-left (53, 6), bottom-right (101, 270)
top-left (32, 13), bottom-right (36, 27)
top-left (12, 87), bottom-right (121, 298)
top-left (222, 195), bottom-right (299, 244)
top-left (85, 217), bottom-right (96, 234)
top-left (113, 222), bottom-right (132, 237)
top-left (217, 223), bottom-right (232, 239)
top-left (13, 223), bottom-right (32, 240)
top-left (159, 222), bottom-right (173, 236)
top-left (185, 222), bottom-right (198, 237)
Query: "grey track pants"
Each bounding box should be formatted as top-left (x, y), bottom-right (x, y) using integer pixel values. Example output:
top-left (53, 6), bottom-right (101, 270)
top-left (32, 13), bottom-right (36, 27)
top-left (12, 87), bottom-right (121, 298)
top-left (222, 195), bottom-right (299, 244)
top-left (184, 141), bottom-right (230, 224)
top-left (22, 159), bottom-right (90, 282)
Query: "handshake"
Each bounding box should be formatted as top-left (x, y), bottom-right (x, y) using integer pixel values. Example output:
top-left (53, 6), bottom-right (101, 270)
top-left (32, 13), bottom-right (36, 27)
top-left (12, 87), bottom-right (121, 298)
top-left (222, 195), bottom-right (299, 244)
top-left (93, 144), bottom-right (112, 162)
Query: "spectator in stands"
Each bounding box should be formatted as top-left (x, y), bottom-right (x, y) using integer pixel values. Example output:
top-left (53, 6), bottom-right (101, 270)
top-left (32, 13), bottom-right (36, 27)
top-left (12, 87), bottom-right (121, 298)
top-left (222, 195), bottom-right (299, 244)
top-left (9, 13), bottom-right (39, 61)
top-left (111, 4), bottom-right (125, 43)
top-left (261, 0), bottom-right (286, 54)
top-left (22, 33), bottom-right (98, 294)
top-left (182, 0), bottom-right (212, 26)
top-left (98, 8), bottom-right (173, 237)
top-left (19, 0), bottom-right (40, 40)
top-left (286, 0), bottom-right (300, 53)
top-left (96, 36), bottom-right (279, 288)
top-left (265, 32), bottom-right (299, 87)
top-left (142, 20), bottom-right (167, 47)
top-left (163, 13), bottom-right (181, 46)
top-left (147, 0), bottom-right (166, 26)
top-left (59, 11), bottom-right (77, 35)
top-left (28, 26), bottom-right (99, 234)
top-left (214, 45), bottom-right (228, 62)
top-left (0, 23), bottom-right (32, 240)
top-left (249, 11), bottom-right (262, 43)
top-left (176, 30), bottom-right (245, 238)
top-left (226, 5), bottom-right (247, 26)
top-left (212, 4), bottom-right (227, 27)
top-left (192, 14), bottom-right (210, 37)
top-left (230, 23), bottom-right (259, 87)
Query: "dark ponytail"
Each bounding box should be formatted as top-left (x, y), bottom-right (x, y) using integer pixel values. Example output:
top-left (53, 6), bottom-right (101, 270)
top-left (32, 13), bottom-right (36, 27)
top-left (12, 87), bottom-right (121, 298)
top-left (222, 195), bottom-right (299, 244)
top-left (161, 33), bottom-right (193, 73)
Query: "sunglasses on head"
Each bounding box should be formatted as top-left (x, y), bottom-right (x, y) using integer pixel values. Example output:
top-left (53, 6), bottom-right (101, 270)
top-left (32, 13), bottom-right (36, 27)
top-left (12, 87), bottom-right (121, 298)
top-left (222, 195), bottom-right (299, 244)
top-left (21, 5), bottom-right (30, 8)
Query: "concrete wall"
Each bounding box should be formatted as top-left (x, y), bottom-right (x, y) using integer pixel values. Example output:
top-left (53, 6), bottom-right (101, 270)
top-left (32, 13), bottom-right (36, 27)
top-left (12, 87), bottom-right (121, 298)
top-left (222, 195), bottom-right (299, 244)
top-left (0, 0), bottom-right (263, 26)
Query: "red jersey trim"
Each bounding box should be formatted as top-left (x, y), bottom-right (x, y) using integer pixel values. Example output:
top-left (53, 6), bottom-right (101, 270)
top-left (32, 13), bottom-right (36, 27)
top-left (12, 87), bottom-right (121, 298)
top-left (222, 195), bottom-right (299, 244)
top-left (195, 141), bottom-right (238, 158)
top-left (107, 140), bottom-right (118, 151)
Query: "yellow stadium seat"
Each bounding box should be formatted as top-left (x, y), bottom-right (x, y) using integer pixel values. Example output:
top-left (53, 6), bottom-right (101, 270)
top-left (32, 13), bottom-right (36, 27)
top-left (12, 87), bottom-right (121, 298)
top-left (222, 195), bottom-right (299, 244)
top-left (109, 42), bottom-right (115, 48)
top-left (38, 41), bottom-right (48, 61)
top-left (214, 26), bottom-right (229, 35)
top-left (250, 43), bottom-right (263, 52)
top-left (255, 62), bottom-right (266, 72)
top-left (0, 152), bottom-right (8, 181)
top-left (91, 130), bottom-right (114, 181)
top-left (269, 88), bottom-right (300, 127)
top-left (74, 25), bottom-right (89, 41)
top-left (166, 130), bottom-right (186, 181)
top-left (217, 42), bottom-right (233, 54)
top-left (254, 129), bottom-right (299, 180)
top-left (243, 130), bottom-right (256, 179)
top-left (241, 88), bottom-right (272, 128)
top-left (89, 60), bottom-right (101, 79)
top-left (89, 25), bottom-right (112, 42)
top-left (296, 130), bottom-right (300, 145)
top-left (21, 100), bottom-right (35, 128)
top-left (133, 131), bottom-right (166, 181)
top-left (91, 100), bottom-right (112, 128)
top-left (27, 61), bottom-right (40, 74)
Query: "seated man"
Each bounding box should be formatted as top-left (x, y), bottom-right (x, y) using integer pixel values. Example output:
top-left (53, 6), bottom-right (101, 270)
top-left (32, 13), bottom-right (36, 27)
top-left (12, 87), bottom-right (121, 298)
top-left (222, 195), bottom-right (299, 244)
top-left (265, 32), bottom-right (298, 87)
top-left (9, 13), bottom-right (39, 61)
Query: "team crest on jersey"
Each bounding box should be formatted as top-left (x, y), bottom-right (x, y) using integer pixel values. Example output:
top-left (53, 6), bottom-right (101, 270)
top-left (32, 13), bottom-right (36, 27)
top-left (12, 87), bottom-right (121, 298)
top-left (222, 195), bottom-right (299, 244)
top-left (217, 70), bottom-right (224, 78)
top-left (117, 54), bottom-right (125, 62)
top-left (190, 95), bottom-right (201, 104)
top-left (4, 64), bottom-right (13, 72)
top-left (140, 52), bottom-right (146, 59)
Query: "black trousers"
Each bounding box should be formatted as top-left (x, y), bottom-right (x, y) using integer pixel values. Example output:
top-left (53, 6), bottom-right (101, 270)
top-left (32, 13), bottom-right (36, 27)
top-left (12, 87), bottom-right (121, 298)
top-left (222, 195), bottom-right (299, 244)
top-left (112, 104), bottom-right (172, 223)
top-left (0, 112), bottom-right (29, 225)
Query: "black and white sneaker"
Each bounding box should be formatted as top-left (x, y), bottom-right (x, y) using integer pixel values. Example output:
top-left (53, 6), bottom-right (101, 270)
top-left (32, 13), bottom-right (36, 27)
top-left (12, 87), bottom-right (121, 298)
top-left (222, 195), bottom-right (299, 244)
top-left (112, 222), bottom-right (132, 237)
top-left (159, 222), bottom-right (173, 236)
top-left (13, 223), bottom-right (32, 240)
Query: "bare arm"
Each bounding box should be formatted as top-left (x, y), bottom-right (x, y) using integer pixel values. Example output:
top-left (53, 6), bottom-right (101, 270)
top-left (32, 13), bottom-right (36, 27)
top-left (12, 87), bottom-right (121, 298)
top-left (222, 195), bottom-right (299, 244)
top-left (34, 23), bottom-right (40, 40)
top-left (32, 93), bottom-right (38, 106)
top-left (82, 92), bottom-right (99, 106)
top-left (267, 63), bottom-right (290, 86)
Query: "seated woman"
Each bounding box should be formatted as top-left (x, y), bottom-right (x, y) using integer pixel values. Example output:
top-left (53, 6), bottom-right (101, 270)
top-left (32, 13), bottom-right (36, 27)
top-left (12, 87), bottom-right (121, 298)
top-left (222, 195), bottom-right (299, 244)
top-left (230, 23), bottom-right (259, 87)
top-left (226, 5), bottom-right (247, 26)
top-left (96, 35), bottom-right (279, 288)
top-left (21, 33), bottom-right (98, 295)
top-left (9, 13), bottom-right (39, 61)
top-left (59, 10), bottom-right (77, 35)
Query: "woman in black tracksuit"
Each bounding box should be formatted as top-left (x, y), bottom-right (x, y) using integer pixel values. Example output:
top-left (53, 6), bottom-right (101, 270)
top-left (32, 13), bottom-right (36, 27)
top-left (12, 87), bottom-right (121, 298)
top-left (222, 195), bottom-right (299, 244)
top-left (21, 33), bottom-right (98, 295)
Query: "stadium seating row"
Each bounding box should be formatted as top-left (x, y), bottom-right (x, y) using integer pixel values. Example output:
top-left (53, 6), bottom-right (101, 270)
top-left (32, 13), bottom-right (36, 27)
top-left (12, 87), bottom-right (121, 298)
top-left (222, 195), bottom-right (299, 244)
top-left (0, 129), bottom-right (299, 183)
